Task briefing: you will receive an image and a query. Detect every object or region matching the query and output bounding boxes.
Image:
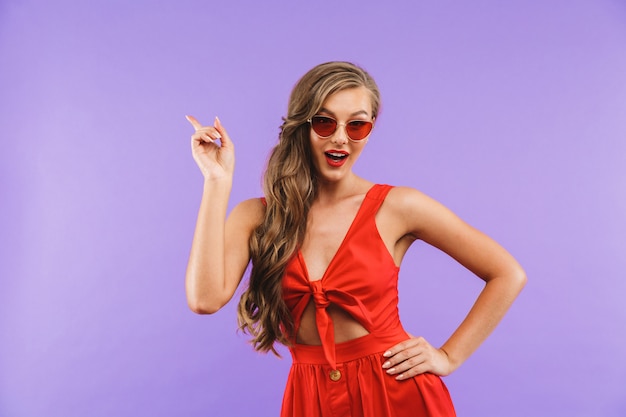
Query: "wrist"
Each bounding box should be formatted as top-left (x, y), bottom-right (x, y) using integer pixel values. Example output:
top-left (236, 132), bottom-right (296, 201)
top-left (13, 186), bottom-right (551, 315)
top-left (201, 177), bottom-right (233, 200)
top-left (203, 175), bottom-right (233, 188)
top-left (438, 347), bottom-right (459, 374)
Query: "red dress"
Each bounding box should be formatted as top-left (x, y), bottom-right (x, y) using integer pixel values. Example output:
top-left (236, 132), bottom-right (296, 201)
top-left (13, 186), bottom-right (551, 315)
top-left (280, 184), bottom-right (456, 417)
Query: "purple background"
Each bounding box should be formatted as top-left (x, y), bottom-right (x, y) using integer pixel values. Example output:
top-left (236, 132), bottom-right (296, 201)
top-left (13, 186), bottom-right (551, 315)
top-left (1, 0), bottom-right (625, 416)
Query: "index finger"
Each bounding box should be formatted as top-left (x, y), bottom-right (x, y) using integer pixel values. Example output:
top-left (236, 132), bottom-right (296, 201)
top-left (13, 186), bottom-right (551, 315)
top-left (383, 337), bottom-right (419, 358)
top-left (185, 115), bottom-right (203, 131)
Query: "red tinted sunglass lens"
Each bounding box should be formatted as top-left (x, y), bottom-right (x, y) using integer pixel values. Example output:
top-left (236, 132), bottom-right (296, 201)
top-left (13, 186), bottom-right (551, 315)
top-left (346, 120), bottom-right (373, 141)
top-left (311, 116), bottom-right (337, 137)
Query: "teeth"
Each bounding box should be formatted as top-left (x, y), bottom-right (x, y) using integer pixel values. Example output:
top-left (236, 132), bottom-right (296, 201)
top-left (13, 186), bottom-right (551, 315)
top-left (327, 152), bottom-right (346, 158)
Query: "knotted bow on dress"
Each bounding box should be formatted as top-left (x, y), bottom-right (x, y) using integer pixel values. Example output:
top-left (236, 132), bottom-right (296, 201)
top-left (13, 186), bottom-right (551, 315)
top-left (284, 252), bottom-right (375, 370)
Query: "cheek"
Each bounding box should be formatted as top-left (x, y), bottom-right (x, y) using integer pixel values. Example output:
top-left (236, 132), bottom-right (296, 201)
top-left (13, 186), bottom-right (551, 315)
top-left (309, 135), bottom-right (325, 153)
top-left (352, 143), bottom-right (367, 156)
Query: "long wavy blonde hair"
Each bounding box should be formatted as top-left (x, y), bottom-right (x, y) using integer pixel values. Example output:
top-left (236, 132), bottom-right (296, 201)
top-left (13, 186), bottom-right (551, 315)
top-left (237, 61), bottom-right (381, 355)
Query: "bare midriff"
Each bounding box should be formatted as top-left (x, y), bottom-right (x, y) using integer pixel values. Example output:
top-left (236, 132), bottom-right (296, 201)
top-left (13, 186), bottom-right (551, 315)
top-left (295, 299), bottom-right (370, 345)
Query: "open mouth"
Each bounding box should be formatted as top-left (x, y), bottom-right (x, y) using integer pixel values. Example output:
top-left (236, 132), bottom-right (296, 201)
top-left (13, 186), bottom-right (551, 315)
top-left (324, 151), bottom-right (349, 167)
top-left (325, 151), bottom-right (348, 161)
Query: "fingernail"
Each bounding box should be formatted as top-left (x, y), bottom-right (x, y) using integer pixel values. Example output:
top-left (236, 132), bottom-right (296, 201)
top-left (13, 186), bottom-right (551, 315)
top-left (383, 351), bottom-right (391, 357)
top-left (386, 368), bottom-right (395, 374)
top-left (396, 374), bottom-right (404, 380)
top-left (214, 117), bottom-right (223, 138)
top-left (382, 361), bottom-right (391, 369)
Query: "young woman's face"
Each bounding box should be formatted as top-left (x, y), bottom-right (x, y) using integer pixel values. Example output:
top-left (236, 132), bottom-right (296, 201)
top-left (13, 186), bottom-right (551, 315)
top-left (308, 86), bottom-right (374, 183)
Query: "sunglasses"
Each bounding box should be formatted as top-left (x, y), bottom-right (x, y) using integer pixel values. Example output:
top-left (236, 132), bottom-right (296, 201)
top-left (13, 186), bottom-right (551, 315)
top-left (307, 115), bottom-right (374, 141)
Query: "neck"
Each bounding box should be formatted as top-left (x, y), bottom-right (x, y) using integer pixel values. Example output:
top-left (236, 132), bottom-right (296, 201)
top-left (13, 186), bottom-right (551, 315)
top-left (314, 173), bottom-right (368, 204)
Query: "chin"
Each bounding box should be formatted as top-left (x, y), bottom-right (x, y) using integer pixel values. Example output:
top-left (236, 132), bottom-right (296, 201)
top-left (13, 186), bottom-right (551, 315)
top-left (315, 169), bottom-right (350, 184)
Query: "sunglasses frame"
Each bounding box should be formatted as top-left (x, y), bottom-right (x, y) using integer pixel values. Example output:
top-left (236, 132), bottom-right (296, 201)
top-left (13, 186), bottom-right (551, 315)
top-left (307, 115), bottom-right (375, 142)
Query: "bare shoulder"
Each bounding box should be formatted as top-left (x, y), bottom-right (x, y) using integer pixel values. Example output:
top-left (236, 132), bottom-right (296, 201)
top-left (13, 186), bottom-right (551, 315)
top-left (227, 197), bottom-right (266, 231)
top-left (383, 185), bottom-right (439, 218)
top-left (382, 185), bottom-right (459, 238)
top-left (233, 197), bottom-right (266, 215)
top-left (384, 186), bottom-right (430, 211)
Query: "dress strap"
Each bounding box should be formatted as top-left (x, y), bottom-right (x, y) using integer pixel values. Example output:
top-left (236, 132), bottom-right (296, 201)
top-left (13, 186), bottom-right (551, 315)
top-left (367, 184), bottom-right (393, 203)
top-left (352, 184), bottom-right (393, 221)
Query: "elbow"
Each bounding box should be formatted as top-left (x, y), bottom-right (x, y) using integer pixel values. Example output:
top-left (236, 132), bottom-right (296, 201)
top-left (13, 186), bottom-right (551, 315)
top-left (511, 265), bottom-right (528, 293)
top-left (186, 289), bottom-right (230, 315)
top-left (486, 264), bottom-right (527, 294)
top-left (187, 298), bottom-right (224, 315)
top-left (185, 274), bottom-right (231, 314)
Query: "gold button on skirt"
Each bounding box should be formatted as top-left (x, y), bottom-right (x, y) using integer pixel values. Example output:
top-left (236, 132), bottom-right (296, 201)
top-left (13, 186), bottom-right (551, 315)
top-left (329, 369), bottom-right (342, 381)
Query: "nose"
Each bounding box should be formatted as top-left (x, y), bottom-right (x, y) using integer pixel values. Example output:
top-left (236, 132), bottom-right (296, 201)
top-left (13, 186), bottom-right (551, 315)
top-left (331, 122), bottom-right (349, 145)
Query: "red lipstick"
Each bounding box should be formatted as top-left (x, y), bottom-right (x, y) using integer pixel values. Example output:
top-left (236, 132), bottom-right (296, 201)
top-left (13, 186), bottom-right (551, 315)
top-left (324, 150), bottom-right (349, 167)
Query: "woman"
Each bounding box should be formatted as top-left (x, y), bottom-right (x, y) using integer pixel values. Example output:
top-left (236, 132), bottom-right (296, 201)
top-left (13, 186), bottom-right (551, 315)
top-left (185, 61), bottom-right (526, 416)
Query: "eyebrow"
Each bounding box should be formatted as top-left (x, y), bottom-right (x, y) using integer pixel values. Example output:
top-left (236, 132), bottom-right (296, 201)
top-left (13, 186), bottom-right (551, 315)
top-left (318, 108), bottom-right (370, 118)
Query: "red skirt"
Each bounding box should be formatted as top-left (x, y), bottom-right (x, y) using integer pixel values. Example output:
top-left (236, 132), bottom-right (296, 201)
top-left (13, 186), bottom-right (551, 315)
top-left (281, 330), bottom-right (456, 417)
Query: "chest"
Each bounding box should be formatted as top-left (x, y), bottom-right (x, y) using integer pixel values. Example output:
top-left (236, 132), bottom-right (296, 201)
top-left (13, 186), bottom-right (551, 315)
top-left (300, 199), bottom-right (363, 281)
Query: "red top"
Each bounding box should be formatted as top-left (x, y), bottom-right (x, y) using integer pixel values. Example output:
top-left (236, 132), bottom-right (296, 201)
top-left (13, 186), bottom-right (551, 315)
top-left (281, 184), bottom-right (403, 369)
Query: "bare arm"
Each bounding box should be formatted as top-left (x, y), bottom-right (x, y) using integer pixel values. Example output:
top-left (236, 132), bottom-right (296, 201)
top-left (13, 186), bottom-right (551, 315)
top-left (382, 187), bottom-right (527, 379)
top-left (184, 116), bottom-right (262, 314)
